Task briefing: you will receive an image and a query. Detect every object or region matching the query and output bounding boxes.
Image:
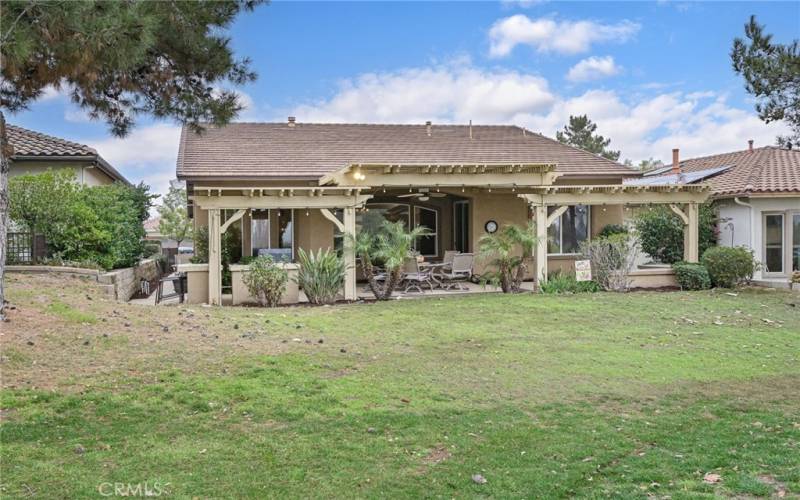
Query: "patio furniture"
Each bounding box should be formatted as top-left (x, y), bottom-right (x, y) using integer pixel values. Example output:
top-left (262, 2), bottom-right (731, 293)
top-left (402, 257), bottom-right (435, 293)
top-left (439, 253), bottom-right (474, 290)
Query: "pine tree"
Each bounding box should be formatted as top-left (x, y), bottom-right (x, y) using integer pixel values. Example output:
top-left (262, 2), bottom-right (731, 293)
top-left (732, 15), bottom-right (800, 148)
top-left (0, 0), bottom-right (264, 319)
top-left (556, 115), bottom-right (621, 161)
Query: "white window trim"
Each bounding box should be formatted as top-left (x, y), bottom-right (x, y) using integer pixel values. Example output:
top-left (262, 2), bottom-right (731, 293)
top-left (762, 212), bottom-right (785, 276)
top-left (547, 205), bottom-right (592, 256)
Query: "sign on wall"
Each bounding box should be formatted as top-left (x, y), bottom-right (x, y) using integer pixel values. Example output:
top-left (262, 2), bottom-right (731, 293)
top-left (575, 260), bottom-right (592, 282)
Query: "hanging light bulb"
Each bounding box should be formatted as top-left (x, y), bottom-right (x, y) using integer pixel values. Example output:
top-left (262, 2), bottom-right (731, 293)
top-left (512, 184), bottom-right (516, 192)
top-left (305, 208), bottom-right (309, 216)
top-left (461, 185), bottom-right (465, 193)
top-left (382, 186), bottom-right (386, 193)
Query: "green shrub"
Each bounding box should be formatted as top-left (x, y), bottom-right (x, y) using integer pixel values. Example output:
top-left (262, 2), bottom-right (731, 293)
top-left (701, 246), bottom-right (757, 288)
top-left (143, 241), bottom-right (162, 257)
top-left (633, 204), bottom-right (717, 264)
top-left (598, 224), bottom-right (628, 238)
top-left (672, 262), bottom-right (711, 290)
top-left (541, 271), bottom-right (600, 294)
top-left (191, 226), bottom-right (209, 263)
top-left (295, 248), bottom-right (346, 305)
top-left (242, 255), bottom-right (288, 307)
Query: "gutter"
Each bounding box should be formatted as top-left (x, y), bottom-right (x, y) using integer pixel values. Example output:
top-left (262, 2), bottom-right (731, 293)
top-left (733, 196), bottom-right (755, 252)
top-left (12, 154), bottom-right (130, 186)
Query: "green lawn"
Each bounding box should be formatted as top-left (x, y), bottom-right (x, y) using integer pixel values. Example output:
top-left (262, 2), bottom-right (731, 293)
top-left (1, 273), bottom-right (799, 498)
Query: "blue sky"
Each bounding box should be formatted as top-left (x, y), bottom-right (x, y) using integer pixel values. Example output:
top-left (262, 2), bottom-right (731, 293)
top-left (9, 1), bottom-right (799, 197)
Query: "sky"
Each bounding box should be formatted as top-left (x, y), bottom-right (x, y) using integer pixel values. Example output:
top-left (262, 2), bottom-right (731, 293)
top-left (8, 0), bottom-right (799, 199)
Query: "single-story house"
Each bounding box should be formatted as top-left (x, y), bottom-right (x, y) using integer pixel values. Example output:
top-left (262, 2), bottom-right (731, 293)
top-left (7, 124), bottom-right (129, 186)
top-left (640, 141), bottom-right (799, 286)
top-left (176, 119), bottom-right (711, 305)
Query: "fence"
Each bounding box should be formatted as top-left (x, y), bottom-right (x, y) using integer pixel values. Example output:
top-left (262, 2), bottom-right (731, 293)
top-left (7, 232), bottom-right (47, 264)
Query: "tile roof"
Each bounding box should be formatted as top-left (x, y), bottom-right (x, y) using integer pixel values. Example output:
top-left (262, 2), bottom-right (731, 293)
top-left (7, 124), bottom-right (96, 157)
top-left (672, 146), bottom-right (800, 197)
top-left (176, 122), bottom-right (637, 180)
top-left (7, 124), bottom-right (130, 184)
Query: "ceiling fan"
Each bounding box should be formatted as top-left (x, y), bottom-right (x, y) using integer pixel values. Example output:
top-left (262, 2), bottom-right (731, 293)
top-left (397, 188), bottom-right (447, 201)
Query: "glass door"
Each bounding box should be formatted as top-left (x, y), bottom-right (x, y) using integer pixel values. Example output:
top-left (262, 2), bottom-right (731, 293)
top-left (792, 214), bottom-right (800, 272)
top-left (453, 201), bottom-right (470, 253)
top-left (764, 214), bottom-right (784, 275)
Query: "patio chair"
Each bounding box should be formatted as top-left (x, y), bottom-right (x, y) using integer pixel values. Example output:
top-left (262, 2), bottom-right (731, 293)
top-left (439, 253), bottom-right (474, 291)
top-left (401, 257), bottom-right (435, 293)
top-left (441, 250), bottom-right (459, 271)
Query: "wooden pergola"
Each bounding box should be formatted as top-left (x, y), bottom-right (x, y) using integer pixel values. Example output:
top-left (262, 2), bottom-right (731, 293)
top-left (519, 184), bottom-right (711, 284)
top-left (190, 164), bottom-right (711, 305)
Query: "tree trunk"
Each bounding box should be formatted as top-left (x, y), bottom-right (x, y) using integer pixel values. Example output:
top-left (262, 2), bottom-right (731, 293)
top-left (0, 112), bottom-right (11, 321)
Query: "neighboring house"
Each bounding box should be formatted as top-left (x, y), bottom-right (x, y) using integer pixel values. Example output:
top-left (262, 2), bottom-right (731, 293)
top-left (7, 124), bottom-right (129, 185)
top-left (640, 142), bottom-right (799, 285)
top-left (176, 119), bottom-right (711, 305)
top-left (144, 216), bottom-right (194, 265)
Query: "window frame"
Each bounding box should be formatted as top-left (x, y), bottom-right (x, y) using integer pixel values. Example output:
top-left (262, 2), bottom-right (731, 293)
top-left (547, 205), bottom-right (592, 256)
top-left (762, 212), bottom-right (785, 276)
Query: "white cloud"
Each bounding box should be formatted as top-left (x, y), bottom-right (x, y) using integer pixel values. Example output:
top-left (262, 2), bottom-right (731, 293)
top-left (292, 62), bottom-right (555, 124)
top-left (82, 123), bottom-right (182, 197)
top-left (566, 56), bottom-right (621, 82)
top-left (290, 61), bottom-right (789, 165)
top-left (488, 15), bottom-right (641, 57)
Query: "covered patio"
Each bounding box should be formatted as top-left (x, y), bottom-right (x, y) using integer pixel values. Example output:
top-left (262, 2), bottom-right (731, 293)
top-left (182, 164), bottom-right (711, 306)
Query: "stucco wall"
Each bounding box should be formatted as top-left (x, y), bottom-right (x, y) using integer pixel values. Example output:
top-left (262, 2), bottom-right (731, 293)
top-left (9, 161), bottom-right (115, 186)
top-left (717, 196), bottom-right (800, 279)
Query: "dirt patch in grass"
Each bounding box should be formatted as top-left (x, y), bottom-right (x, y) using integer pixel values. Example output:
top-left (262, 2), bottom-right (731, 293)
top-left (422, 444), bottom-right (452, 464)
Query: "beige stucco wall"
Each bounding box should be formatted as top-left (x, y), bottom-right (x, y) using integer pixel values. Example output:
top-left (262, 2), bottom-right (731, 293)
top-left (9, 161), bottom-right (115, 186)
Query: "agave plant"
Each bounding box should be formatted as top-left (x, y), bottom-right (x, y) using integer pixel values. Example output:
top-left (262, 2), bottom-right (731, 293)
top-left (477, 222), bottom-right (539, 293)
top-left (295, 248), bottom-right (346, 305)
top-left (348, 219), bottom-right (430, 300)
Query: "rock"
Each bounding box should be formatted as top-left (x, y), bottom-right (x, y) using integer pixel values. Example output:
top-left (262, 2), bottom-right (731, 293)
top-left (124, 322), bottom-right (131, 327)
top-left (83, 340), bottom-right (90, 346)
top-left (367, 427), bottom-right (377, 433)
top-left (318, 339), bottom-right (324, 344)
top-left (26, 341), bottom-right (34, 346)
top-left (233, 324), bottom-right (239, 330)
top-left (472, 474), bottom-right (487, 484)
top-left (162, 326), bottom-right (169, 333)
top-left (74, 444), bottom-right (86, 455)
top-left (340, 348), bottom-right (347, 353)
top-left (703, 473), bottom-right (722, 484)
top-left (102, 333), bottom-right (108, 338)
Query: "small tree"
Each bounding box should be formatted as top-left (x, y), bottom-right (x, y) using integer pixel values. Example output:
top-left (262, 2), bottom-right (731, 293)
top-left (349, 220), bottom-right (430, 301)
top-left (158, 183), bottom-right (193, 248)
top-left (556, 115), bottom-right (621, 161)
top-left (243, 255), bottom-right (288, 307)
top-left (478, 222), bottom-right (538, 293)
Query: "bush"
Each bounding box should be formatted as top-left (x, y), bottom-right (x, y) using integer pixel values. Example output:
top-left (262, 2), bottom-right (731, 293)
top-left (598, 224), bottom-right (628, 238)
top-left (242, 255), bottom-right (288, 307)
top-left (9, 171), bottom-right (155, 270)
top-left (701, 246), bottom-right (757, 288)
top-left (143, 241), bottom-right (162, 258)
top-left (295, 248), bottom-right (346, 305)
top-left (633, 204), bottom-right (717, 264)
top-left (580, 233), bottom-right (639, 292)
top-left (672, 262), bottom-right (711, 290)
top-left (540, 271), bottom-right (600, 294)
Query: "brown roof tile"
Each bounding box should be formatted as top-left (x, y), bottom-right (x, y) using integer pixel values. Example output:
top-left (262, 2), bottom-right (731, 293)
top-left (176, 122), bottom-right (637, 180)
top-left (676, 146), bottom-right (800, 196)
top-left (7, 124), bottom-right (96, 157)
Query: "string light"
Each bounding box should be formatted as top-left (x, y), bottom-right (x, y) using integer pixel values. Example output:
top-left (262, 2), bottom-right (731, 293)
top-left (512, 184), bottom-right (516, 193)
top-left (461, 185), bottom-right (465, 193)
top-left (305, 208), bottom-right (309, 216)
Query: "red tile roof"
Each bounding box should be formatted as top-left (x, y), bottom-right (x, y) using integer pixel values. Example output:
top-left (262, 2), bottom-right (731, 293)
top-left (675, 146), bottom-right (800, 197)
top-left (176, 122), bottom-right (637, 180)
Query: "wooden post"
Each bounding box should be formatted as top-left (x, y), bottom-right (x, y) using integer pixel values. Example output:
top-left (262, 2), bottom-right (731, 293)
top-left (208, 208), bottom-right (222, 305)
top-left (343, 206), bottom-right (357, 301)
top-left (684, 202), bottom-right (700, 262)
top-left (534, 204), bottom-right (548, 288)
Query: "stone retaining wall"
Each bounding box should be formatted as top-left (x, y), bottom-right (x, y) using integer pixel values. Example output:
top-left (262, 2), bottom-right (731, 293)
top-left (97, 259), bottom-right (160, 301)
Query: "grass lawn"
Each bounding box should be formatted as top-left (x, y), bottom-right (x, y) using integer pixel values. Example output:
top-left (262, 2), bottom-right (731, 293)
top-left (1, 273), bottom-right (799, 498)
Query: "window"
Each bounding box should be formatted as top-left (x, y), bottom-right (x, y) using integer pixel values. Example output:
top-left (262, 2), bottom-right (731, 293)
top-left (453, 201), bottom-right (470, 252)
top-left (548, 205), bottom-right (590, 255)
top-left (414, 206), bottom-right (438, 257)
top-left (764, 214), bottom-right (784, 274)
top-left (250, 209), bottom-right (293, 262)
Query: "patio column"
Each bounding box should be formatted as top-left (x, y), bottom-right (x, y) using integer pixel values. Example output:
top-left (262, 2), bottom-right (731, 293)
top-left (343, 206), bottom-right (357, 300)
top-left (684, 202), bottom-right (700, 262)
top-left (208, 208), bottom-right (222, 305)
top-left (534, 204), bottom-right (548, 287)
